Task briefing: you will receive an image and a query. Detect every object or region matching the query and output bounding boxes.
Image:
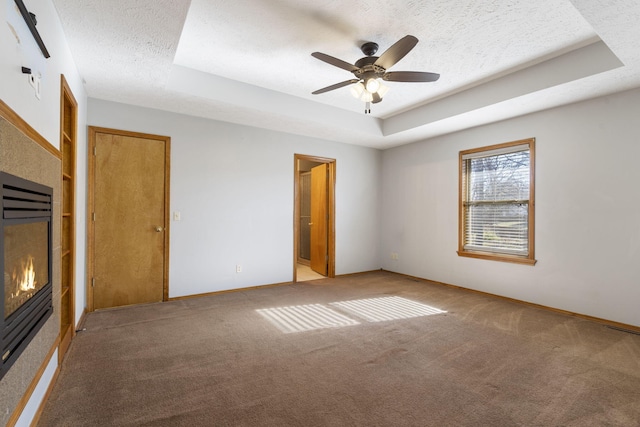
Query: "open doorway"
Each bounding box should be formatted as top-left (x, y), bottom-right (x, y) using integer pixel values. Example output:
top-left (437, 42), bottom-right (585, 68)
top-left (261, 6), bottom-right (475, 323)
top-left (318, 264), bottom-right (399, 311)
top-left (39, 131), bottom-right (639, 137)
top-left (294, 154), bottom-right (335, 282)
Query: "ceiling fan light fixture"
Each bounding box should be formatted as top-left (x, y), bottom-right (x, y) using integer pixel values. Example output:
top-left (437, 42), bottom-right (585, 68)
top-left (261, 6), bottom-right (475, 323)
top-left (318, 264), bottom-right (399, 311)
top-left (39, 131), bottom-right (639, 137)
top-left (350, 82), bottom-right (365, 98)
top-left (360, 90), bottom-right (374, 103)
top-left (377, 82), bottom-right (390, 98)
top-left (365, 78), bottom-right (380, 93)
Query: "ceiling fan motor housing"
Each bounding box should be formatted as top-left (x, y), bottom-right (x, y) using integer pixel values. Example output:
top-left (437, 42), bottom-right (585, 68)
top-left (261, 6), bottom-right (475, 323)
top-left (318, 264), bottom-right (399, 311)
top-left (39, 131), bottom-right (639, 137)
top-left (353, 57), bottom-right (386, 80)
top-left (360, 42), bottom-right (379, 56)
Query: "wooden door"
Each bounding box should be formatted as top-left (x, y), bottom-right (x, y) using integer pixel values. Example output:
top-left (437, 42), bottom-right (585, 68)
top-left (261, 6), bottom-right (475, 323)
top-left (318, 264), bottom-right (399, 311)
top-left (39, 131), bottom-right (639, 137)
top-left (310, 164), bottom-right (328, 275)
top-left (90, 128), bottom-right (169, 310)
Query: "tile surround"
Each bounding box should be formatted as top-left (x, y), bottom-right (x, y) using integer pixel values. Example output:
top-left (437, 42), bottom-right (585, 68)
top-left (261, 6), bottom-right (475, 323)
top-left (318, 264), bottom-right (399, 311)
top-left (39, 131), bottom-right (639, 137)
top-left (0, 110), bottom-right (61, 425)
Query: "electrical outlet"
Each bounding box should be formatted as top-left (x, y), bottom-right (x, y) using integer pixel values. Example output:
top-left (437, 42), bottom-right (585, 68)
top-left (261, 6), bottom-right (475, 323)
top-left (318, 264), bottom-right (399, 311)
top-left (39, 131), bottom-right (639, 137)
top-left (236, 264), bottom-right (242, 273)
top-left (391, 252), bottom-right (399, 260)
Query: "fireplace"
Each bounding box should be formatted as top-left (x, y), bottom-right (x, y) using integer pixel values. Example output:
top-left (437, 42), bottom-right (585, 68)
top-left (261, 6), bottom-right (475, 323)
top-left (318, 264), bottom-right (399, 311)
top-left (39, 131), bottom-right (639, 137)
top-left (1, 171), bottom-right (53, 380)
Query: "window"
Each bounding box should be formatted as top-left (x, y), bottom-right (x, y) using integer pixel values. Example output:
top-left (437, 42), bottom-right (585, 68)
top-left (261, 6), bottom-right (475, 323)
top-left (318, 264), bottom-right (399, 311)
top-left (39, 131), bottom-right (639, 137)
top-left (458, 138), bottom-right (536, 265)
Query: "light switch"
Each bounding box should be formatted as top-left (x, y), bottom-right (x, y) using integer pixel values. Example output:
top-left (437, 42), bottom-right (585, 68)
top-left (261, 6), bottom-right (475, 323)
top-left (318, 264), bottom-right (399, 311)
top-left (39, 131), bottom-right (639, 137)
top-left (173, 211), bottom-right (181, 221)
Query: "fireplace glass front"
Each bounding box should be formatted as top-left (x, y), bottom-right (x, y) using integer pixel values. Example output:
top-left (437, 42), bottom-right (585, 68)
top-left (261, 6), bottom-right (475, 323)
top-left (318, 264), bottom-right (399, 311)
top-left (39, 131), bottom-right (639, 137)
top-left (1, 171), bottom-right (53, 379)
top-left (4, 221), bottom-right (49, 319)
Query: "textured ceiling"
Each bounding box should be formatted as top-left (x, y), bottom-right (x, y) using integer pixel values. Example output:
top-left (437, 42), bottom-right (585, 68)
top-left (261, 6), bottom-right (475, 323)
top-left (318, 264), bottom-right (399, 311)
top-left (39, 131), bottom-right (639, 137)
top-left (51, 0), bottom-right (640, 149)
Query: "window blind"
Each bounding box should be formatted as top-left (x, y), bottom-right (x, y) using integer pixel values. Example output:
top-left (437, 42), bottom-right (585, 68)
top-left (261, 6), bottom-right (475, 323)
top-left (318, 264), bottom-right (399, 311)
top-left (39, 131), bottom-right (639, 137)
top-left (462, 145), bottom-right (530, 255)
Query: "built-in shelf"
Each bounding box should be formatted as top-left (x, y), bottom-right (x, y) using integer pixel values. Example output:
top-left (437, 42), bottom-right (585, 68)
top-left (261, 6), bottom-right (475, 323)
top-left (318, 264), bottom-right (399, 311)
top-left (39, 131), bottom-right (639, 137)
top-left (59, 76), bottom-right (77, 362)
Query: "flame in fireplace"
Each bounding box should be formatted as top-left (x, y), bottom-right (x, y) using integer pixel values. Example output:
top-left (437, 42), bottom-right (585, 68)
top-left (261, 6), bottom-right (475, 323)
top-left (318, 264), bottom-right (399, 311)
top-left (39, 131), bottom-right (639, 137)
top-left (12, 256), bottom-right (38, 293)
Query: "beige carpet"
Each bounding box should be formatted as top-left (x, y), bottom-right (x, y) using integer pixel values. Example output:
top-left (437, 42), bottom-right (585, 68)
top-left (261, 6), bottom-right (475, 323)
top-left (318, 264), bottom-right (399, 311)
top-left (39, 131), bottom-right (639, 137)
top-left (38, 271), bottom-right (640, 426)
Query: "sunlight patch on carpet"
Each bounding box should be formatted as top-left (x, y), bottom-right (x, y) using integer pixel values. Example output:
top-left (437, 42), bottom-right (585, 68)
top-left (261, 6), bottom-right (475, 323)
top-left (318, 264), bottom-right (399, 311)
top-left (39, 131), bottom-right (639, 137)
top-left (330, 296), bottom-right (446, 322)
top-left (256, 304), bottom-right (360, 333)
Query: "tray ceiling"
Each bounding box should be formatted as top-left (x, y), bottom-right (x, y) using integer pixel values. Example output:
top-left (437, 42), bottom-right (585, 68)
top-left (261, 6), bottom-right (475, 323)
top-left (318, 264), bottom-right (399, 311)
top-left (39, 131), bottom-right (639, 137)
top-left (51, 0), bottom-right (640, 149)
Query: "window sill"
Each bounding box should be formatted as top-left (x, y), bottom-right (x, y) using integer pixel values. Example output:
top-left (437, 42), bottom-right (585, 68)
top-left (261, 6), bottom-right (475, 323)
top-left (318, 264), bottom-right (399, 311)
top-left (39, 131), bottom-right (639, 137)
top-left (457, 250), bottom-right (537, 266)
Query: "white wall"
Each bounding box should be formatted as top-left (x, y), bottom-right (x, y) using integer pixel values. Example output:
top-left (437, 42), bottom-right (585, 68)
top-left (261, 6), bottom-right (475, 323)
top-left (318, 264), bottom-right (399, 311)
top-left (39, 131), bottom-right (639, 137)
top-left (87, 99), bottom-right (382, 298)
top-left (0, 0), bottom-right (87, 424)
top-left (1, 0), bottom-right (86, 146)
top-left (381, 87), bottom-right (640, 327)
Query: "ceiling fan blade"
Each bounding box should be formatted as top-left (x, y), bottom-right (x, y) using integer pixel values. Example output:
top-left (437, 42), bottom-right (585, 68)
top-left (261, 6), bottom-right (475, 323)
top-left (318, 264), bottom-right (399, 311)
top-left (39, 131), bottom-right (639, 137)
top-left (372, 92), bottom-right (382, 104)
top-left (374, 35), bottom-right (418, 70)
top-left (311, 52), bottom-right (359, 72)
top-left (312, 79), bottom-right (360, 95)
top-left (383, 71), bottom-right (440, 82)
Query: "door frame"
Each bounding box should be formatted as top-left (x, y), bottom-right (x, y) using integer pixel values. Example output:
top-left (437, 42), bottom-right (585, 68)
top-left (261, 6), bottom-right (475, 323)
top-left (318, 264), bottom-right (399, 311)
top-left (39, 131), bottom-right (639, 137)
top-left (293, 154), bottom-right (335, 282)
top-left (86, 126), bottom-right (171, 311)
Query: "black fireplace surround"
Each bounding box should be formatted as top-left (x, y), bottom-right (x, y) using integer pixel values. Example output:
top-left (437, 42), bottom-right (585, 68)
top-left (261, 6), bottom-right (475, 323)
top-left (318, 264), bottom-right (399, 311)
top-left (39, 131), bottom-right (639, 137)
top-left (1, 171), bottom-right (53, 380)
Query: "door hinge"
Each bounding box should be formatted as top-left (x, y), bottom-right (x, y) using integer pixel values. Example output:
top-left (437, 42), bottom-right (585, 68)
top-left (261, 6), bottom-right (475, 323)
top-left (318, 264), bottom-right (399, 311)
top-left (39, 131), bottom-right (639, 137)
top-left (92, 212), bottom-right (96, 221)
top-left (93, 145), bottom-right (96, 156)
top-left (92, 277), bottom-right (95, 287)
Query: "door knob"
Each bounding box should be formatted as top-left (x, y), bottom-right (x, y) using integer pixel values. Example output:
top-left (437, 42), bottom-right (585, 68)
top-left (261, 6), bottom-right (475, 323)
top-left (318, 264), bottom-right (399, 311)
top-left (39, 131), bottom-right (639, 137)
top-left (155, 226), bottom-right (164, 232)
top-left (308, 222), bottom-right (313, 226)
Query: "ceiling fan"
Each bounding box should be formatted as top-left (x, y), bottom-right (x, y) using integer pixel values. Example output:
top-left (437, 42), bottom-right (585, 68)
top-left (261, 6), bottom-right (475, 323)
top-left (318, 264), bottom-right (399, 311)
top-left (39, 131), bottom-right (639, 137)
top-left (311, 35), bottom-right (440, 114)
